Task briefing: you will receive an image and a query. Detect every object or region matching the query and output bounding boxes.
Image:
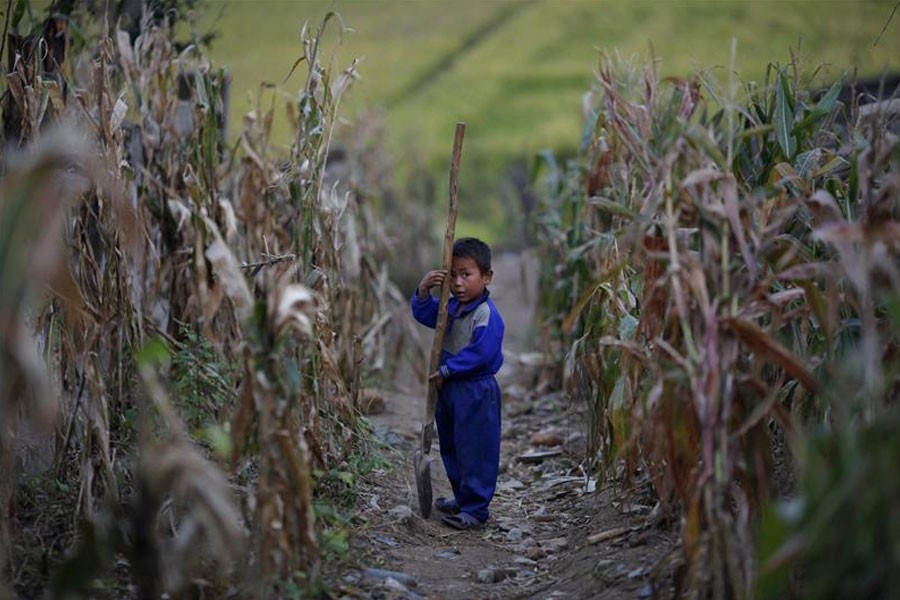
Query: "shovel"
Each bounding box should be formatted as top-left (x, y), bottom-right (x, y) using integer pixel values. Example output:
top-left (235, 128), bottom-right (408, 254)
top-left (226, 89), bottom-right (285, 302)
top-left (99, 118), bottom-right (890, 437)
top-left (414, 122), bottom-right (465, 519)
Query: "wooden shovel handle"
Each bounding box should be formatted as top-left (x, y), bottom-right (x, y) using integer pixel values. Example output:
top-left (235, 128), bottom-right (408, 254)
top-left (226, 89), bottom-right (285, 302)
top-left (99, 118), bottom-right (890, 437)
top-left (423, 122), bottom-right (465, 452)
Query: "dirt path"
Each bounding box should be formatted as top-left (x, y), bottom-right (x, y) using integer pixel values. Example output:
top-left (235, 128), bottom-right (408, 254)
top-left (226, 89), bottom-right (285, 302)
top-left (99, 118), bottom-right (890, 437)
top-left (339, 252), bottom-right (676, 599)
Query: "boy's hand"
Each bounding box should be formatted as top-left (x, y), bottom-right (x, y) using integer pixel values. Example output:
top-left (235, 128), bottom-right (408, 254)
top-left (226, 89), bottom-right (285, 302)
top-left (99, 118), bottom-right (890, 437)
top-left (417, 269), bottom-right (447, 299)
top-left (428, 370), bottom-right (444, 390)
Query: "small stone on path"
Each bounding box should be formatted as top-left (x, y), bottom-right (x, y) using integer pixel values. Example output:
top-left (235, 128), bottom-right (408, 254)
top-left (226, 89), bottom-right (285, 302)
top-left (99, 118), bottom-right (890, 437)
top-left (476, 568), bottom-right (516, 584)
top-left (374, 534), bottom-right (399, 547)
top-left (383, 576), bottom-right (408, 592)
top-left (389, 505), bottom-right (413, 521)
top-left (363, 567), bottom-right (417, 588)
top-left (476, 569), bottom-right (496, 584)
top-left (529, 429), bottom-right (564, 447)
top-left (627, 567), bottom-right (646, 579)
top-left (533, 510), bottom-right (568, 522)
top-left (543, 537), bottom-right (568, 554)
top-left (511, 541), bottom-right (535, 553)
top-left (497, 478), bottom-right (525, 492)
top-left (343, 572), bottom-right (360, 584)
top-left (374, 427), bottom-right (407, 449)
top-left (526, 547), bottom-right (546, 561)
top-left (516, 449), bottom-right (562, 464)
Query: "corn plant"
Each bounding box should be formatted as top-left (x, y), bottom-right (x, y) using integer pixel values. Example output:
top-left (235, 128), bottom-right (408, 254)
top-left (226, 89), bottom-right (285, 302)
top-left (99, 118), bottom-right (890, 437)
top-left (1, 5), bottom-right (389, 597)
top-left (0, 129), bottom-right (95, 584)
top-left (534, 51), bottom-right (900, 598)
top-left (754, 84), bottom-right (900, 599)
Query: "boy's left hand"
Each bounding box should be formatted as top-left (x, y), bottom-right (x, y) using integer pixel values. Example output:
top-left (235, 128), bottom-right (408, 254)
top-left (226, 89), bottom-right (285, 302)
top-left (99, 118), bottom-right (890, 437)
top-left (428, 370), bottom-right (444, 390)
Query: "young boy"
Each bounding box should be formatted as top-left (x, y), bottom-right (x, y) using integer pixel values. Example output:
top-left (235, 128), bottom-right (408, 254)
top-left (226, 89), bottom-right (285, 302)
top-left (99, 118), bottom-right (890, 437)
top-left (410, 237), bottom-right (505, 530)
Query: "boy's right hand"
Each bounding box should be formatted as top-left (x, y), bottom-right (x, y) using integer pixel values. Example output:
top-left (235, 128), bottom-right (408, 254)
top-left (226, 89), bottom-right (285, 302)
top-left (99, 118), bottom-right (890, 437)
top-left (417, 269), bottom-right (447, 299)
top-left (428, 370), bottom-right (444, 390)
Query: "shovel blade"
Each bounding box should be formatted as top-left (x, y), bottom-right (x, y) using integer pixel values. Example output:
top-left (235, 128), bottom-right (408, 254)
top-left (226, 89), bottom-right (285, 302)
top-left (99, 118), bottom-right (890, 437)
top-left (413, 449), bottom-right (433, 518)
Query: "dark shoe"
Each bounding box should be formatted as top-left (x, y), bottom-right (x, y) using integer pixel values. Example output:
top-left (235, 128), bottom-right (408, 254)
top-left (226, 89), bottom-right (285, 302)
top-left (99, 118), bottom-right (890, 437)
top-left (434, 496), bottom-right (459, 515)
top-left (440, 512), bottom-right (483, 531)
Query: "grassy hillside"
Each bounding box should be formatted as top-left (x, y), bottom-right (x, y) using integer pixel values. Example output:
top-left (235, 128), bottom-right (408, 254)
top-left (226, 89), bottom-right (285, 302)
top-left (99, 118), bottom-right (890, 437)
top-left (28, 0), bottom-right (900, 241)
top-left (199, 0), bottom-right (900, 161)
top-left (189, 0), bottom-right (900, 240)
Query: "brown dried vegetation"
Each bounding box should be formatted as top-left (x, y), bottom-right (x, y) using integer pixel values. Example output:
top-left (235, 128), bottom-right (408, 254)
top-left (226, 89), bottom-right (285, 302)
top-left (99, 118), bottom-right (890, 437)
top-left (0, 7), bottom-right (401, 598)
top-left (534, 53), bottom-right (900, 598)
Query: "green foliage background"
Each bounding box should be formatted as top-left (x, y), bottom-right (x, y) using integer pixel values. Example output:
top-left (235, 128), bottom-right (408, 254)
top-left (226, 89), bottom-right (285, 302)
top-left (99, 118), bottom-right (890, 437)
top-left (193, 0), bottom-right (900, 241)
top-left (200, 0), bottom-right (900, 160)
top-left (30, 0), bottom-right (900, 240)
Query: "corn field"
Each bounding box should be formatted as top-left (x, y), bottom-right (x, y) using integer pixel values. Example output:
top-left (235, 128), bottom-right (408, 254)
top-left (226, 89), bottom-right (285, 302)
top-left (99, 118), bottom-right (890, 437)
top-left (3, 1), bottom-right (899, 599)
top-left (0, 5), bottom-right (414, 598)
top-left (534, 52), bottom-right (900, 598)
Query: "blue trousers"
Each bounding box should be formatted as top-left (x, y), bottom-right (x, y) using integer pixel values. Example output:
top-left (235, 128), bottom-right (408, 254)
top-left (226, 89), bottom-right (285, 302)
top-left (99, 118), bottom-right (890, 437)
top-left (435, 375), bottom-right (501, 523)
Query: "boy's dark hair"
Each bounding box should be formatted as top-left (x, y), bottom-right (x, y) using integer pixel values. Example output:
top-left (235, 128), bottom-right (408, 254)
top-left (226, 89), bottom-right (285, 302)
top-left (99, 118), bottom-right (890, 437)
top-left (453, 237), bottom-right (492, 274)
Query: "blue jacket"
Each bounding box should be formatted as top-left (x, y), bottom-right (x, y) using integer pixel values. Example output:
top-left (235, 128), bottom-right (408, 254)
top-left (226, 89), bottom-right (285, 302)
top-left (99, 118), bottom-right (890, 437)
top-left (410, 289), bottom-right (504, 380)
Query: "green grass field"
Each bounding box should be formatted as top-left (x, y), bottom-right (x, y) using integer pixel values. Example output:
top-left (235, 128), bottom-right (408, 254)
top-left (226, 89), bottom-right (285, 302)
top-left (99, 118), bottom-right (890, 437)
top-left (27, 0), bottom-right (900, 240)
top-left (197, 0), bottom-right (900, 165)
top-left (189, 0), bottom-right (900, 239)
top-left (190, 0), bottom-right (900, 241)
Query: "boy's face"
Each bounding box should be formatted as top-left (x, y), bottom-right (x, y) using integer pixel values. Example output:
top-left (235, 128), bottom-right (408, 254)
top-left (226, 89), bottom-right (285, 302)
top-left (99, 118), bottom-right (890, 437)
top-left (450, 256), bottom-right (492, 305)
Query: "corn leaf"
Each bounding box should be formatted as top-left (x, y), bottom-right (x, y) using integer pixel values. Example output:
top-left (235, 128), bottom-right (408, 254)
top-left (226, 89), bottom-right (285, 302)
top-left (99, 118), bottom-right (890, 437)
top-left (561, 261), bottom-right (625, 334)
top-left (588, 195), bottom-right (638, 219)
top-left (774, 72), bottom-right (796, 159)
top-left (726, 317), bottom-right (818, 392)
top-left (794, 76), bottom-right (843, 133)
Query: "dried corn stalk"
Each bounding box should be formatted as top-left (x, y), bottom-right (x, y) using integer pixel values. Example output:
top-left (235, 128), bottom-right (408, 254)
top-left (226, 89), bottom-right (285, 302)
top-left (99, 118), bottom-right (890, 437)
top-left (1, 8), bottom-right (386, 596)
top-left (535, 53), bottom-right (900, 598)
